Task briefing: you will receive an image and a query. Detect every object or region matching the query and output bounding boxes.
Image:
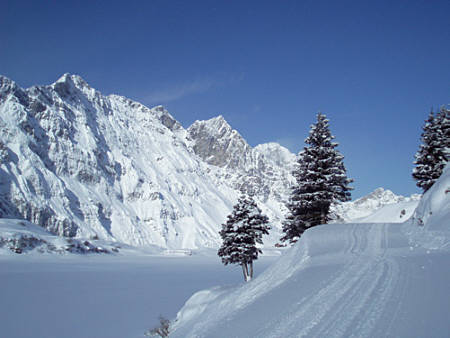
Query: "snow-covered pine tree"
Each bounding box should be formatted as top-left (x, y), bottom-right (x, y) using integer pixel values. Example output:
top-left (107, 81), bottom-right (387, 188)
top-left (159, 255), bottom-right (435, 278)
top-left (412, 107), bottom-right (449, 192)
top-left (217, 195), bottom-right (270, 282)
top-left (281, 112), bottom-right (353, 244)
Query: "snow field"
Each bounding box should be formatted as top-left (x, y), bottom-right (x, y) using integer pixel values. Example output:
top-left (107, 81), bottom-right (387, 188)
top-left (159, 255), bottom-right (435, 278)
top-left (0, 254), bottom-right (278, 338)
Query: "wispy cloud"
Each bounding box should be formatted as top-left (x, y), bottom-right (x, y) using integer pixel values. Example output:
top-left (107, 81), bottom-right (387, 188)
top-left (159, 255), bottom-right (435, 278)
top-left (144, 72), bottom-right (245, 104)
top-left (145, 78), bottom-right (215, 104)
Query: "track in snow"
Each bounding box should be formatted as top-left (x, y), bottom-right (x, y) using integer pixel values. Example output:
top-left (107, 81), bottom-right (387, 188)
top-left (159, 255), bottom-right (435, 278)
top-left (172, 223), bottom-right (450, 338)
top-left (257, 224), bottom-right (400, 337)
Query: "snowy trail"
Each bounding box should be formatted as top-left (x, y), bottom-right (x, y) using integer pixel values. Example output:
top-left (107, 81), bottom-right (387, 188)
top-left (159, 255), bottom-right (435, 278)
top-left (254, 224), bottom-right (401, 337)
top-left (172, 222), bottom-right (450, 337)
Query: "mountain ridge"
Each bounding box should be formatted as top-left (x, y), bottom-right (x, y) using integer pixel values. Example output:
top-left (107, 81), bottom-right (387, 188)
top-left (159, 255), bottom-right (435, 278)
top-left (0, 74), bottom-right (291, 249)
top-left (0, 73), bottom-right (421, 251)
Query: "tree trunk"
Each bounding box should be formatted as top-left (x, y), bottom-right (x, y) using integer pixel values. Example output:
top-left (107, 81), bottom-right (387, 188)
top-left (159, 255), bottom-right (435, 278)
top-left (321, 211), bottom-right (327, 224)
top-left (249, 261), bottom-right (253, 280)
top-left (241, 263), bottom-right (249, 282)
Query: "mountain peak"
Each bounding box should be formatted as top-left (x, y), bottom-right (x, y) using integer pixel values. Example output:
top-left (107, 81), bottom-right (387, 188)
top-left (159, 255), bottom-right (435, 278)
top-left (55, 73), bottom-right (86, 85)
top-left (197, 115), bottom-right (232, 131)
top-left (187, 115), bottom-right (252, 169)
top-left (0, 75), bottom-right (18, 94)
top-left (54, 73), bottom-right (91, 90)
top-left (51, 73), bottom-right (95, 99)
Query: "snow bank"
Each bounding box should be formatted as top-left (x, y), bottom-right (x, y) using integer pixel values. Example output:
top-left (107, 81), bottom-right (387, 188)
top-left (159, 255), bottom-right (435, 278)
top-left (172, 216), bottom-right (450, 337)
top-left (403, 163), bottom-right (450, 250)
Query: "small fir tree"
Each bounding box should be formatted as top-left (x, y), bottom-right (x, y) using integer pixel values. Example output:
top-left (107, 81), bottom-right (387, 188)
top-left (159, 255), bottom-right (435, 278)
top-left (281, 113), bottom-right (353, 244)
top-left (218, 195), bottom-right (270, 282)
top-left (412, 107), bottom-right (449, 192)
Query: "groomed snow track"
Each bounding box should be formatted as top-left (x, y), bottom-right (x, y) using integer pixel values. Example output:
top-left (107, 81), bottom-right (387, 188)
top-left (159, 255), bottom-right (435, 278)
top-left (172, 222), bottom-right (450, 337)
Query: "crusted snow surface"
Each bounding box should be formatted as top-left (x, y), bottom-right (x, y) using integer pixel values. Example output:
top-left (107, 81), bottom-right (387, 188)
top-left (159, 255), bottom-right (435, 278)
top-left (172, 188), bottom-right (450, 338)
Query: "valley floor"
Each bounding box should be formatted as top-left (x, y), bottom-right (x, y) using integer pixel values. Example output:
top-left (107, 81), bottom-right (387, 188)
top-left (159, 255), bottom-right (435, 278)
top-left (1, 222), bottom-right (448, 338)
top-left (0, 253), bottom-right (277, 338)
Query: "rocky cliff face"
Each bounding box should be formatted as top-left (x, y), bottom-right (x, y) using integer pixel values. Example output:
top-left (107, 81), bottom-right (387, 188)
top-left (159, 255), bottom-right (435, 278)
top-left (188, 117), bottom-right (295, 199)
top-left (187, 116), bottom-right (296, 235)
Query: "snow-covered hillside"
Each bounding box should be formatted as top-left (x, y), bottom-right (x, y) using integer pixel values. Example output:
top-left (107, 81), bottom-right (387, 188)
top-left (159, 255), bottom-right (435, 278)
top-left (170, 170), bottom-right (450, 337)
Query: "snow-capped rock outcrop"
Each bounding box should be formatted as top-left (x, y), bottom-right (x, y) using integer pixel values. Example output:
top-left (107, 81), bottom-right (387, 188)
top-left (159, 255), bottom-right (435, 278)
top-left (187, 116), bottom-right (296, 246)
top-left (188, 116), bottom-right (294, 197)
top-left (187, 116), bottom-right (295, 234)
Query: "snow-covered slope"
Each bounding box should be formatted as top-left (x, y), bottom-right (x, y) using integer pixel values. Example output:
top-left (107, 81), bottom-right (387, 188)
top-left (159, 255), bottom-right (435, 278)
top-left (332, 187), bottom-right (421, 223)
top-left (171, 175), bottom-right (450, 337)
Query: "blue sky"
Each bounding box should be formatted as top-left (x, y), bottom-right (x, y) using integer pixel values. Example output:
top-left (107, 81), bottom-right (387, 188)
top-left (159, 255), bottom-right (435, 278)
top-left (1, 0), bottom-right (449, 199)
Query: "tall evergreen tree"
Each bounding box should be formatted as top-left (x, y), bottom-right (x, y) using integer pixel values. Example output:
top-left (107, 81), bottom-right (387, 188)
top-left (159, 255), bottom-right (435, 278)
top-left (218, 195), bottom-right (270, 282)
top-left (412, 106), bottom-right (449, 192)
top-left (281, 113), bottom-right (353, 244)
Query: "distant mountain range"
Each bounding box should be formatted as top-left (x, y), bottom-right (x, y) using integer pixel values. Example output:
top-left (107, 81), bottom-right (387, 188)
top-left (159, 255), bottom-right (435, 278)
top-left (0, 74), bottom-right (420, 252)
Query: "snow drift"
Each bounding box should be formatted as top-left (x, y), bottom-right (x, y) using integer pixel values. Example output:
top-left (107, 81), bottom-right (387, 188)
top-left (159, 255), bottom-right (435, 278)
top-left (403, 163), bottom-right (450, 250)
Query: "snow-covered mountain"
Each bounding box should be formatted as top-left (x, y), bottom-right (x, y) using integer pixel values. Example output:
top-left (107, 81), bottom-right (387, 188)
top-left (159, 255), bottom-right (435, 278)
top-left (0, 74), bottom-right (291, 250)
top-left (332, 187), bottom-right (421, 223)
